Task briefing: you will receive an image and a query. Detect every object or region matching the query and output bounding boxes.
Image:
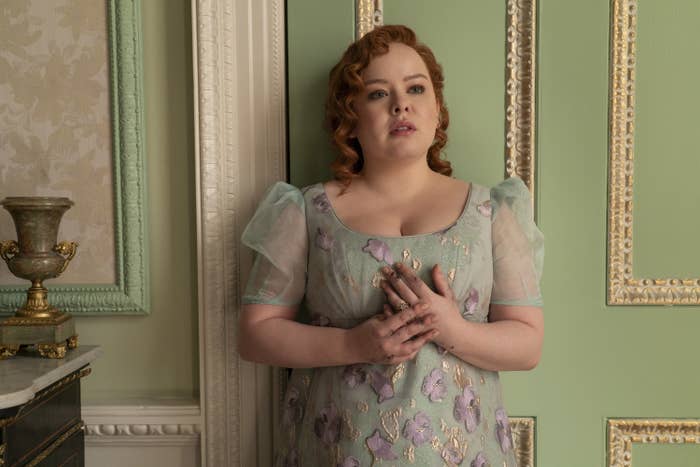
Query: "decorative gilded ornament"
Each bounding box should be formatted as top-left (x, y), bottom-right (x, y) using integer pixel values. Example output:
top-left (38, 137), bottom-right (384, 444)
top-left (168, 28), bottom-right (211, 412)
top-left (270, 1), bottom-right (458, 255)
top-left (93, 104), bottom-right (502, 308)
top-left (0, 197), bottom-right (79, 359)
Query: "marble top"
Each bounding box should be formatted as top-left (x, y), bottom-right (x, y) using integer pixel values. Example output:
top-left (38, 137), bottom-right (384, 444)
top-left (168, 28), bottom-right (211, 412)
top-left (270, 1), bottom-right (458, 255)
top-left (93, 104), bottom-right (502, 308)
top-left (0, 345), bottom-right (102, 409)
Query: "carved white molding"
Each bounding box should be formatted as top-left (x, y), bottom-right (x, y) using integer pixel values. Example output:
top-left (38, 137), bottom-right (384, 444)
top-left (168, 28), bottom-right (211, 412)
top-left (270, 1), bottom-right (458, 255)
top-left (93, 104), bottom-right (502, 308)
top-left (83, 403), bottom-right (201, 446)
top-left (192, 0), bottom-right (287, 466)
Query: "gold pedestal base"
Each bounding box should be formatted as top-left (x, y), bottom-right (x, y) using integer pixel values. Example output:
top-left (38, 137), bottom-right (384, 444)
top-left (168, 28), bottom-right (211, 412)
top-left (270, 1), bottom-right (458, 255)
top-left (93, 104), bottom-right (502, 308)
top-left (0, 313), bottom-right (78, 360)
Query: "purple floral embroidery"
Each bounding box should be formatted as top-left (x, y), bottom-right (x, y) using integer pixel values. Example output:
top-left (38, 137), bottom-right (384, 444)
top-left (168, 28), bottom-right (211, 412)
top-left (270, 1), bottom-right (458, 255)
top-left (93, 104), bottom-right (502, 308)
top-left (366, 429), bottom-right (398, 460)
top-left (282, 386), bottom-right (304, 426)
top-left (471, 452), bottom-right (489, 467)
top-left (343, 364), bottom-right (368, 388)
top-left (464, 288), bottom-right (479, 315)
top-left (495, 408), bottom-right (513, 453)
top-left (315, 227), bottom-right (334, 251)
top-left (369, 369), bottom-right (394, 403)
top-left (454, 387), bottom-right (481, 433)
top-left (312, 192), bottom-right (332, 213)
top-left (339, 456), bottom-right (360, 467)
top-left (403, 411), bottom-right (434, 446)
top-left (280, 448), bottom-right (299, 467)
top-left (421, 368), bottom-right (447, 402)
top-left (362, 239), bottom-right (394, 264)
top-left (477, 200), bottom-right (492, 217)
top-left (314, 402), bottom-right (341, 446)
top-left (441, 445), bottom-right (464, 465)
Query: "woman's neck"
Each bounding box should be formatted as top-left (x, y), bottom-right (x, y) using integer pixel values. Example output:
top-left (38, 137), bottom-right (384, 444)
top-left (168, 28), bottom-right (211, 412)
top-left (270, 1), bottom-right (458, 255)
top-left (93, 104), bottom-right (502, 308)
top-left (357, 157), bottom-right (439, 199)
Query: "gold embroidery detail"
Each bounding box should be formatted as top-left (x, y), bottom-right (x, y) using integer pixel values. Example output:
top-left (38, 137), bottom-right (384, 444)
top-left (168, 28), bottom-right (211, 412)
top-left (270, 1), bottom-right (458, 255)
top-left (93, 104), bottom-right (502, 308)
top-left (440, 418), bottom-right (448, 432)
top-left (431, 436), bottom-right (442, 450)
top-left (439, 236), bottom-right (448, 246)
top-left (379, 407), bottom-right (402, 443)
top-left (440, 424), bottom-right (470, 465)
top-left (481, 434), bottom-right (486, 448)
top-left (402, 249), bottom-right (410, 261)
top-left (371, 271), bottom-right (384, 288)
top-left (342, 409), bottom-right (361, 441)
top-left (345, 274), bottom-right (361, 294)
top-left (442, 360), bottom-right (450, 372)
top-left (357, 401), bottom-right (369, 413)
top-left (391, 362), bottom-right (406, 385)
top-left (448, 268), bottom-right (456, 284)
top-left (454, 365), bottom-right (470, 390)
top-left (451, 237), bottom-right (460, 245)
top-left (404, 444), bottom-right (415, 463)
top-left (409, 398), bottom-right (416, 408)
top-left (463, 244), bottom-right (470, 256)
top-left (412, 258), bottom-right (422, 271)
top-left (480, 374), bottom-right (486, 385)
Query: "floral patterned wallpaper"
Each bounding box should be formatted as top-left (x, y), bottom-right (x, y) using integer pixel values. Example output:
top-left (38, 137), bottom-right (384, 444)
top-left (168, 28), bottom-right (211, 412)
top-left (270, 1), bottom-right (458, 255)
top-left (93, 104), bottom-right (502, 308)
top-left (0, 0), bottom-right (116, 285)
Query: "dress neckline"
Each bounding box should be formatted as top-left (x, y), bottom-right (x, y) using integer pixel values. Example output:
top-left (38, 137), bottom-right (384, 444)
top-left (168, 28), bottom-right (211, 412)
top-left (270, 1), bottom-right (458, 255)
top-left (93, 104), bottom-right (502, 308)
top-left (316, 181), bottom-right (475, 240)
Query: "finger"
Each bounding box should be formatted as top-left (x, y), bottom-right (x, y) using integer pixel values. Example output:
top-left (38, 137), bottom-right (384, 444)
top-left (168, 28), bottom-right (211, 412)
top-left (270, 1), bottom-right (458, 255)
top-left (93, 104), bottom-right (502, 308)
top-left (403, 329), bottom-right (440, 353)
top-left (391, 319), bottom-right (436, 344)
top-left (432, 264), bottom-right (454, 299)
top-left (394, 262), bottom-right (433, 298)
top-left (381, 266), bottom-right (420, 304)
top-left (376, 303), bottom-right (432, 338)
top-left (385, 303), bottom-right (433, 335)
top-left (383, 303), bottom-right (394, 318)
top-left (381, 281), bottom-right (410, 311)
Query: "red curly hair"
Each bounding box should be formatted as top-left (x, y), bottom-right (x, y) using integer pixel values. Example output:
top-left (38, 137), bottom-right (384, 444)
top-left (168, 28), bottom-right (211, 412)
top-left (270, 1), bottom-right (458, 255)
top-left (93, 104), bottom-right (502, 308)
top-left (325, 25), bottom-right (452, 189)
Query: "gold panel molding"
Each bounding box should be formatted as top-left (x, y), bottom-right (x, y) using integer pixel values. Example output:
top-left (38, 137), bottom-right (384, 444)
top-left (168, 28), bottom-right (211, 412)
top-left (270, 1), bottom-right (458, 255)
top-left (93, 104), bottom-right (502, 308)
top-left (511, 416), bottom-right (536, 467)
top-left (607, 419), bottom-right (700, 467)
top-left (356, 1), bottom-right (538, 196)
top-left (355, 0), bottom-right (383, 40)
top-left (607, 0), bottom-right (700, 305)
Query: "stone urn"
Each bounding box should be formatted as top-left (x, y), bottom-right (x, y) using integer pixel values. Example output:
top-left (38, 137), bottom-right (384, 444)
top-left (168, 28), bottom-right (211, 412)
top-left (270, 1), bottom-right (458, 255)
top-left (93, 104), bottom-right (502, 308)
top-left (0, 197), bottom-right (79, 359)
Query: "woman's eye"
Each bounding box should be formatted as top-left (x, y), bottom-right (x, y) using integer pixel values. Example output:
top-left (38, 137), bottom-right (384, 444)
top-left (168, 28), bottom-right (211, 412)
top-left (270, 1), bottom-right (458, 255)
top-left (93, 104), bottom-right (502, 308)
top-left (368, 89), bottom-right (387, 100)
top-left (408, 84), bottom-right (425, 94)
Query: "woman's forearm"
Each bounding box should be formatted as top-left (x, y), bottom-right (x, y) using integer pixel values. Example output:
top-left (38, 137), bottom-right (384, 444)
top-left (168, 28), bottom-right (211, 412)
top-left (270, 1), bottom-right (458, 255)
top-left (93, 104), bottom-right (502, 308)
top-left (440, 315), bottom-right (543, 372)
top-left (239, 314), bottom-right (358, 368)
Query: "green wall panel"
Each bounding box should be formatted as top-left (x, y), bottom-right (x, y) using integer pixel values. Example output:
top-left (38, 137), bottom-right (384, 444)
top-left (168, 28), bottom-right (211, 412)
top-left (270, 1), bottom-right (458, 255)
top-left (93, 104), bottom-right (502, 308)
top-left (77, 0), bottom-right (198, 401)
top-left (633, 0), bottom-right (700, 278)
top-left (287, 1), bottom-right (700, 465)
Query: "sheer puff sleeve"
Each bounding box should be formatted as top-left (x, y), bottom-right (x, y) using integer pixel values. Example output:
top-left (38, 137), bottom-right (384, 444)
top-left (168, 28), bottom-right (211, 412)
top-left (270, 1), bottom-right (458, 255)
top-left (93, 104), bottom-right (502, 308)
top-left (241, 182), bottom-right (308, 306)
top-left (489, 177), bottom-right (544, 307)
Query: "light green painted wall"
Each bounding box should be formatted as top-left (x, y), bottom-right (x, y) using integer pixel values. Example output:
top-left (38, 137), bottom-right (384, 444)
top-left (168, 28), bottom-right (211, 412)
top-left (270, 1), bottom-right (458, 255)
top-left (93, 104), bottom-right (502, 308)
top-left (288, 1), bottom-right (700, 465)
top-left (77, 0), bottom-right (198, 402)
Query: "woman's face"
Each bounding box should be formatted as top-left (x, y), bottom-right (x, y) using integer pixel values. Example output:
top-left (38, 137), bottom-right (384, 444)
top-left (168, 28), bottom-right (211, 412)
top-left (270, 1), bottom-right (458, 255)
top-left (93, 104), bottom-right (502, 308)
top-left (352, 42), bottom-right (440, 165)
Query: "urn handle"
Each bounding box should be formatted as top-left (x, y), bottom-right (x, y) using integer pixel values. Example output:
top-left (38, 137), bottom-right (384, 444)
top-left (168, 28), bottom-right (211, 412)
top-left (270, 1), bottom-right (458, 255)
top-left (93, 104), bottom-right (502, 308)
top-left (53, 241), bottom-right (78, 273)
top-left (0, 240), bottom-right (19, 264)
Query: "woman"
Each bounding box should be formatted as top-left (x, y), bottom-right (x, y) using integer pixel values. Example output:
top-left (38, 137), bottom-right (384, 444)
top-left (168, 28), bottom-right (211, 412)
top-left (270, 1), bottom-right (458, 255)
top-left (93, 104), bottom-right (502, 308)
top-left (239, 25), bottom-right (544, 467)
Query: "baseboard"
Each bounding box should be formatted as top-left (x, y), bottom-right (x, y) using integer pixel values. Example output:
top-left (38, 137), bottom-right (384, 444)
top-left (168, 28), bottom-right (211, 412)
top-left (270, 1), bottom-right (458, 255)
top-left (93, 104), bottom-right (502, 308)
top-left (82, 402), bottom-right (201, 447)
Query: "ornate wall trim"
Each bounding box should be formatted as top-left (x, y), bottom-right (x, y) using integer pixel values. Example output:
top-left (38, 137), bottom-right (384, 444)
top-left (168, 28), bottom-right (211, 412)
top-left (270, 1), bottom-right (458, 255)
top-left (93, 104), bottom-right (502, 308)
top-left (0, 0), bottom-right (148, 315)
top-left (83, 404), bottom-right (201, 447)
top-left (356, 0), bottom-right (538, 197)
top-left (511, 417), bottom-right (536, 467)
top-left (607, 419), bottom-right (700, 467)
top-left (193, 0), bottom-right (287, 465)
top-left (607, 0), bottom-right (700, 305)
top-left (355, 0), bottom-right (384, 40)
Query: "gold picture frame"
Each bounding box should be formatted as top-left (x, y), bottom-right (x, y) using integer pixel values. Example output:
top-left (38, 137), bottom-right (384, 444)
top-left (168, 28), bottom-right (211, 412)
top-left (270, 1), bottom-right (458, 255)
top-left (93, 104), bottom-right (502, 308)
top-left (511, 416), bottom-right (536, 467)
top-left (607, 0), bottom-right (700, 305)
top-left (356, 0), bottom-right (538, 195)
top-left (607, 419), bottom-right (700, 466)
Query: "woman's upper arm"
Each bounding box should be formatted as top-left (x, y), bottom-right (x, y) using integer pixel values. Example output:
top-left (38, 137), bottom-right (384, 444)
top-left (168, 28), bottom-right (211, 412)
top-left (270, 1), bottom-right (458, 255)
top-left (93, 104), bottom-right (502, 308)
top-left (488, 303), bottom-right (543, 333)
top-left (239, 303), bottom-right (299, 328)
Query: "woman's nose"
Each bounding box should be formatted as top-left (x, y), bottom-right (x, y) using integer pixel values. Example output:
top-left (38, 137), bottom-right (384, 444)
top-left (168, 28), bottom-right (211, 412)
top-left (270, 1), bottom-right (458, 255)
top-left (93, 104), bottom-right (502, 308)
top-left (392, 102), bottom-right (409, 114)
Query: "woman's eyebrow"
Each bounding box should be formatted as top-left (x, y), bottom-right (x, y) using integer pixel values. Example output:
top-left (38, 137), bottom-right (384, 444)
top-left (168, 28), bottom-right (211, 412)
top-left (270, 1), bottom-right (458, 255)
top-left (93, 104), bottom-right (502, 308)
top-left (364, 73), bottom-right (429, 85)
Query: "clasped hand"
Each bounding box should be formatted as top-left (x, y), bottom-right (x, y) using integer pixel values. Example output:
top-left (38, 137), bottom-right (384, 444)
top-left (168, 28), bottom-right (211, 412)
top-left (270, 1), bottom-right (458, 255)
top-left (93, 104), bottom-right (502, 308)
top-left (348, 262), bottom-right (460, 365)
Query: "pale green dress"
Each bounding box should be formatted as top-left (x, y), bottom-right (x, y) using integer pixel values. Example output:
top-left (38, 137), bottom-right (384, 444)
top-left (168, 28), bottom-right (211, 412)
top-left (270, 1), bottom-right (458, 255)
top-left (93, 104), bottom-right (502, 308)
top-left (241, 177), bottom-right (544, 467)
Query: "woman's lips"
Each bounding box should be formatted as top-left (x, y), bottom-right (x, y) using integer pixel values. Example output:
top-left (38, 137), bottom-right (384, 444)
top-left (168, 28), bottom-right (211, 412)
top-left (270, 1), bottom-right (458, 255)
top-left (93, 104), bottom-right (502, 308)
top-left (390, 121), bottom-right (416, 136)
